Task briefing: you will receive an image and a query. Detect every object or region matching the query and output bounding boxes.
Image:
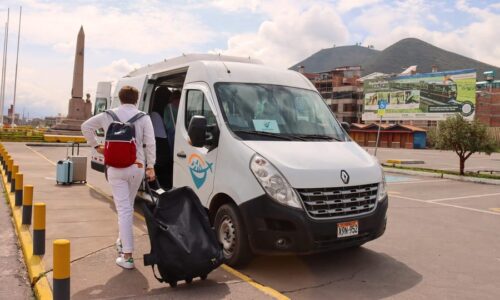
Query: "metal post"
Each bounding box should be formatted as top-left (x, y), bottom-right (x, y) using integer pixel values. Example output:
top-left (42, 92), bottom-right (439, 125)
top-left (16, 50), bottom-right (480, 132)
top-left (0, 9), bottom-right (9, 126)
top-left (11, 6), bottom-right (22, 126)
top-left (374, 115), bottom-right (382, 156)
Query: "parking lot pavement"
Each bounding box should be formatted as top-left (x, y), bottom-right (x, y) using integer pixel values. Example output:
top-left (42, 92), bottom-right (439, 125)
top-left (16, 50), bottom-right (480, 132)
top-left (8, 143), bottom-right (500, 299)
top-left (365, 147), bottom-right (500, 172)
top-left (236, 173), bottom-right (500, 299)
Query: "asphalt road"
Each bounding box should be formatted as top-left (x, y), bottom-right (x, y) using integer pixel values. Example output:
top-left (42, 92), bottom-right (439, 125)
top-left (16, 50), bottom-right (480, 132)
top-left (28, 145), bottom-right (500, 299)
top-left (365, 147), bottom-right (500, 173)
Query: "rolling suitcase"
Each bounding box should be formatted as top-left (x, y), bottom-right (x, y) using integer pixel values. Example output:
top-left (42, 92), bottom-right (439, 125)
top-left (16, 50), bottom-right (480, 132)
top-left (142, 181), bottom-right (224, 287)
top-left (68, 142), bottom-right (87, 183)
top-left (56, 159), bottom-right (73, 185)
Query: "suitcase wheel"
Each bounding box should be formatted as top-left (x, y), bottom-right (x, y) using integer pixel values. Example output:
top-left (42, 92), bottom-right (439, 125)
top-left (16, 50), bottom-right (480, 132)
top-left (185, 278), bottom-right (193, 284)
top-left (168, 281), bottom-right (178, 288)
top-left (200, 275), bottom-right (207, 280)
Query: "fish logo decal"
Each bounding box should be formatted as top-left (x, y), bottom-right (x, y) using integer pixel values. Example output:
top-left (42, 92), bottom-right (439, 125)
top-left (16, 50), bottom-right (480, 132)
top-left (188, 154), bottom-right (214, 189)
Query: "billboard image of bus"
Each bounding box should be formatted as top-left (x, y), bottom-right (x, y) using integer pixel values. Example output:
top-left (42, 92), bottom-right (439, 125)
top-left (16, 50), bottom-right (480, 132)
top-left (362, 69), bottom-right (476, 121)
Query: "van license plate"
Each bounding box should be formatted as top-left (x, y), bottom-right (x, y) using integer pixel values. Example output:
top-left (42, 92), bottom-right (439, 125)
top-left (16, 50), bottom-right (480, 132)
top-left (337, 221), bottom-right (359, 238)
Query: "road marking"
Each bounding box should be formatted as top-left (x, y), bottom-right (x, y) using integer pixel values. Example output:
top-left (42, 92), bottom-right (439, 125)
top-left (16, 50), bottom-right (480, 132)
top-left (221, 265), bottom-right (290, 300)
top-left (388, 179), bottom-right (449, 185)
top-left (428, 193), bottom-right (500, 202)
top-left (27, 145), bottom-right (289, 300)
top-left (490, 208), bottom-right (500, 213)
top-left (391, 194), bottom-right (500, 216)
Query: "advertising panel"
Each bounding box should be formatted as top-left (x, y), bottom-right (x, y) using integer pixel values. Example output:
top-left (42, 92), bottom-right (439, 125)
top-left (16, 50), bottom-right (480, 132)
top-left (362, 69), bottom-right (476, 121)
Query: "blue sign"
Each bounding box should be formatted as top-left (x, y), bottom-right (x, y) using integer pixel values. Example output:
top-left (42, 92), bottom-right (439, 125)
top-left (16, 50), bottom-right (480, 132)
top-left (378, 100), bottom-right (387, 109)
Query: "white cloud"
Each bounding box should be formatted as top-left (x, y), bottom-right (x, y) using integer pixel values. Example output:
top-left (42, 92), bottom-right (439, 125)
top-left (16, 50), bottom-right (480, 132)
top-left (353, 0), bottom-right (500, 67)
top-left (217, 3), bottom-right (349, 68)
top-left (336, 0), bottom-right (381, 13)
top-left (20, 2), bottom-right (214, 55)
top-left (97, 59), bottom-right (141, 81)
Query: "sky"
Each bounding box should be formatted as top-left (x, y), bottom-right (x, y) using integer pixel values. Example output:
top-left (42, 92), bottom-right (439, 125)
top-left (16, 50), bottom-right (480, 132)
top-left (0, 0), bottom-right (499, 118)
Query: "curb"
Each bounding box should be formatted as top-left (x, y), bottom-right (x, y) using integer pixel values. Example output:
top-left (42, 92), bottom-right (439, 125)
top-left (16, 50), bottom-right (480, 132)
top-left (383, 167), bottom-right (500, 185)
top-left (1, 166), bottom-right (52, 299)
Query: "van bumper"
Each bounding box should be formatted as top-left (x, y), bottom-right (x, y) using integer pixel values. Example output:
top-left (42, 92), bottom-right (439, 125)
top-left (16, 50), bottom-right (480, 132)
top-left (239, 194), bottom-right (388, 255)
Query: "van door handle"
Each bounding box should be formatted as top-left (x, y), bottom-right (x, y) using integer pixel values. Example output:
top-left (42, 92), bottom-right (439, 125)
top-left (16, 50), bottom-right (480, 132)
top-left (177, 151), bottom-right (187, 158)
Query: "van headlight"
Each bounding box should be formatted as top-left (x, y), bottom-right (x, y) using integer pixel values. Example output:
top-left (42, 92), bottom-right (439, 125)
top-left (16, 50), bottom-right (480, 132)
top-left (377, 173), bottom-right (387, 202)
top-left (250, 154), bottom-right (302, 209)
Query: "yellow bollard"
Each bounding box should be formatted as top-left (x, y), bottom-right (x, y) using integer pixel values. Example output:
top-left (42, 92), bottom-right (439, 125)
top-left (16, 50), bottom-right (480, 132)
top-left (22, 185), bottom-right (32, 225)
top-left (7, 158), bottom-right (13, 182)
top-left (33, 203), bottom-right (46, 256)
top-left (11, 165), bottom-right (19, 193)
top-left (14, 173), bottom-right (23, 206)
top-left (53, 239), bottom-right (70, 300)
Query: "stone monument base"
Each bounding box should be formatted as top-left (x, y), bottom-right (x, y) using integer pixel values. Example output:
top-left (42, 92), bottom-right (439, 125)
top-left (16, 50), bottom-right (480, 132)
top-left (46, 119), bottom-right (85, 136)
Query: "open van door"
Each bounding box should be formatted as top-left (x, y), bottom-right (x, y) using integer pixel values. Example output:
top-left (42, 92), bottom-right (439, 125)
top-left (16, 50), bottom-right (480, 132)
top-left (90, 75), bottom-right (150, 173)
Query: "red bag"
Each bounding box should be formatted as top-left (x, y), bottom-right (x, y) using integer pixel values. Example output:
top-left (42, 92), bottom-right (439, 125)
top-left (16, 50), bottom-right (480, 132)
top-left (104, 110), bottom-right (145, 168)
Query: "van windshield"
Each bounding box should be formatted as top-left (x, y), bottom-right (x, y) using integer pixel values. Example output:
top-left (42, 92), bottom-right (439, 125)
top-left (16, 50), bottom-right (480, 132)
top-left (214, 83), bottom-right (348, 141)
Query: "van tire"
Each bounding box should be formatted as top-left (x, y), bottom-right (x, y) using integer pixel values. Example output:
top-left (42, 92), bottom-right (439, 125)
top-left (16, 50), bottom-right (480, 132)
top-left (214, 203), bottom-right (253, 267)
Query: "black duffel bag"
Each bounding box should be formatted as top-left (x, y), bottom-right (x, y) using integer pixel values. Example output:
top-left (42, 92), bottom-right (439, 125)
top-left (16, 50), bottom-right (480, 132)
top-left (142, 184), bottom-right (224, 287)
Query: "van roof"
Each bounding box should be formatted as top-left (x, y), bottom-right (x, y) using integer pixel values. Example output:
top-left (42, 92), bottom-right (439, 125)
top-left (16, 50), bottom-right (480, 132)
top-left (126, 54), bottom-right (262, 77)
top-left (126, 54), bottom-right (315, 91)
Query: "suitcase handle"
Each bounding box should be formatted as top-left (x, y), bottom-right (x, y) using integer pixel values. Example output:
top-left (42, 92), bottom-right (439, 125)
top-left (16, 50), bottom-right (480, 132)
top-left (144, 178), bottom-right (162, 205)
top-left (71, 142), bottom-right (80, 156)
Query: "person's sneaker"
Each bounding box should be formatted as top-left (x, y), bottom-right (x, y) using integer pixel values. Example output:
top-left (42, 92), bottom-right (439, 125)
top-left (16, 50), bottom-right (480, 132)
top-left (115, 238), bottom-right (123, 254)
top-left (116, 255), bottom-right (134, 269)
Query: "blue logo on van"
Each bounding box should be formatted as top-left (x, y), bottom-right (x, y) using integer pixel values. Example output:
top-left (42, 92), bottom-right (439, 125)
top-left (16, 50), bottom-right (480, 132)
top-left (188, 154), bottom-right (214, 189)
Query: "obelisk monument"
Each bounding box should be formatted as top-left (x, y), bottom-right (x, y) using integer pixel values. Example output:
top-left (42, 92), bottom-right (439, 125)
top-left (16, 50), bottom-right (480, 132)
top-left (48, 26), bottom-right (92, 134)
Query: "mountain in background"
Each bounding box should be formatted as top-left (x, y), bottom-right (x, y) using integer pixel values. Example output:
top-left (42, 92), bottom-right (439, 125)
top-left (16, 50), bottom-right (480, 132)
top-left (290, 45), bottom-right (379, 73)
top-left (291, 38), bottom-right (500, 77)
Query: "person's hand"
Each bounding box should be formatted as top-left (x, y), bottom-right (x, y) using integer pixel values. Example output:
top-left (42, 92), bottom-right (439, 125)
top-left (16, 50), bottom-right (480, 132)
top-left (145, 167), bottom-right (156, 182)
top-left (95, 145), bottom-right (104, 154)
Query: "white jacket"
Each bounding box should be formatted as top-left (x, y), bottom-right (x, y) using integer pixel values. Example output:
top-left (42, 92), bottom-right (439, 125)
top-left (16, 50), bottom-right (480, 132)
top-left (81, 104), bottom-right (156, 168)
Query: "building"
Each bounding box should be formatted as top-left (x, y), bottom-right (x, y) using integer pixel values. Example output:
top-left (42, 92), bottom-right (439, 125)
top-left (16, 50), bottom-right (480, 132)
top-left (299, 66), bottom-right (363, 123)
top-left (476, 79), bottom-right (500, 127)
top-left (349, 123), bottom-right (427, 149)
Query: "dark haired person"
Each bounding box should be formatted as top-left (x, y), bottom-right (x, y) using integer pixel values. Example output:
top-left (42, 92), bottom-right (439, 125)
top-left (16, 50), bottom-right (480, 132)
top-left (150, 86), bottom-right (172, 189)
top-left (81, 85), bottom-right (156, 269)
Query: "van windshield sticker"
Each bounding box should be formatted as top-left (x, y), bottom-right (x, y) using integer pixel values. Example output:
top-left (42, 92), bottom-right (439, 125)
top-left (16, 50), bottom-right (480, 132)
top-left (252, 119), bottom-right (280, 133)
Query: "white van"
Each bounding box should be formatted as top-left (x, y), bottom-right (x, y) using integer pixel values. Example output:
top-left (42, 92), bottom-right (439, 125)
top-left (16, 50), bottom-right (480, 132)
top-left (91, 54), bottom-right (388, 266)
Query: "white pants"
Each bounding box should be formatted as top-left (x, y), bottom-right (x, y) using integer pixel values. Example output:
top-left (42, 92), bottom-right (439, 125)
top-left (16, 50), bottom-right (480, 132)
top-left (107, 165), bottom-right (144, 253)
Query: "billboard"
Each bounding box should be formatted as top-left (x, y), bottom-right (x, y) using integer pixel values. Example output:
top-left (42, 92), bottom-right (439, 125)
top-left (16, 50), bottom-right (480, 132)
top-left (362, 69), bottom-right (476, 121)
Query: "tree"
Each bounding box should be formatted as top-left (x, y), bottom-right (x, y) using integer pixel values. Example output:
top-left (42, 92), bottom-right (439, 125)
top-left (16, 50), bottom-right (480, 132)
top-left (433, 114), bottom-right (496, 175)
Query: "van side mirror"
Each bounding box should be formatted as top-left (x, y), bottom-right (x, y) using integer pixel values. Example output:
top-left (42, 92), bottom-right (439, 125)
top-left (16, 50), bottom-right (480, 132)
top-left (341, 122), bottom-right (350, 133)
top-left (188, 116), bottom-right (207, 148)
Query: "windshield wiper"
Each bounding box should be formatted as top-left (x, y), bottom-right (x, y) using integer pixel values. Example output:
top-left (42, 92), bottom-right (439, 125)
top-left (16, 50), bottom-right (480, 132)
top-left (292, 134), bottom-right (343, 141)
top-left (233, 130), bottom-right (300, 141)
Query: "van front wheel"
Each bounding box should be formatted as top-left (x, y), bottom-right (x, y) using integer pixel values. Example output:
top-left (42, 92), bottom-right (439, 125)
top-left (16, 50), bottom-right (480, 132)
top-left (214, 203), bottom-right (253, 267)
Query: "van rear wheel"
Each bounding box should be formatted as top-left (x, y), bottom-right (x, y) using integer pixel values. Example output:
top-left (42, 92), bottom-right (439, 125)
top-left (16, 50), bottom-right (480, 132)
top-left (214, 203), bottom-right (253, 267)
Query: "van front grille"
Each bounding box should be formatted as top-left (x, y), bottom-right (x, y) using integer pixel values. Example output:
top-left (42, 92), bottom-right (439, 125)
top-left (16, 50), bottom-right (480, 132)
top-left (297, 183), bottom-right (379, 219)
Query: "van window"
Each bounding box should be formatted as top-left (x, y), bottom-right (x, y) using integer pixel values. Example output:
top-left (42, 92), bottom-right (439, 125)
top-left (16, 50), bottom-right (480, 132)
top-left (185, 90), bottom-right (216, 129)
top-left (214, 83), bottom-right (347, 141)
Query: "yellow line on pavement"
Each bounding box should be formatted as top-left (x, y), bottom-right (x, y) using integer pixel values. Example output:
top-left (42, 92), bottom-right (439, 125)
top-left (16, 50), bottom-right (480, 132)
top-left (221, 264), bottom-right (290, 300)
top-left (26, 144), bottom-right (289, 299)
top-left (490, 208), bottom-right (500, 213)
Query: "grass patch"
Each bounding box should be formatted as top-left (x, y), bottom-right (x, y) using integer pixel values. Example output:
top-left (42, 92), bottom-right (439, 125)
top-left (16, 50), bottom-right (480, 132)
top-left (382, 163), bottom-right (500, 180)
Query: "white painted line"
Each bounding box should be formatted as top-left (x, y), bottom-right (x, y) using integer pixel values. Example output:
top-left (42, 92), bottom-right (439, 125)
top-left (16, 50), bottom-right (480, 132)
top-left (388, 179), bottom-right (449, 185)
top-left (429, 193), bottom-right (500, 203)
top-left (391, 194), bottom-right (500, 217)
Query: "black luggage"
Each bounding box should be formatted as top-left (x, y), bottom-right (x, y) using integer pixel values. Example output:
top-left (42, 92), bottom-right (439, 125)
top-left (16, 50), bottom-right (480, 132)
top-left (142, 183), bottom-right (224, 287)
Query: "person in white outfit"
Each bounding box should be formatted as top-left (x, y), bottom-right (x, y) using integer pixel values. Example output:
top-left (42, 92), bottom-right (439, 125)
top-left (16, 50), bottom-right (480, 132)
top-left (81, 86), bottom-right (156, 269)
